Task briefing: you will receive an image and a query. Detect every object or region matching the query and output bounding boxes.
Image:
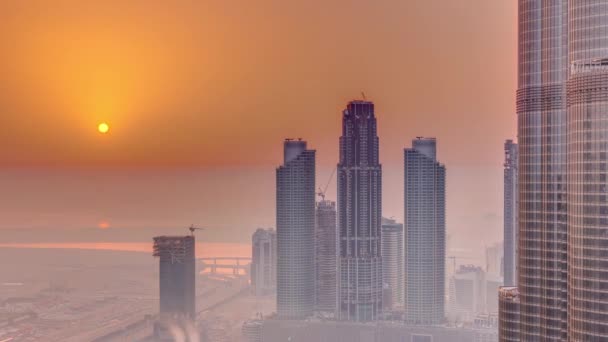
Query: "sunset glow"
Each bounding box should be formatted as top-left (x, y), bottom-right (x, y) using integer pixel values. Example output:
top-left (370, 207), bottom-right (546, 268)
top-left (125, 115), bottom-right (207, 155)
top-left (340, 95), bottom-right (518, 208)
top-left (97, 221), bottom-right (110, 229)
top-left (97, 123), bottom-right (109, 134)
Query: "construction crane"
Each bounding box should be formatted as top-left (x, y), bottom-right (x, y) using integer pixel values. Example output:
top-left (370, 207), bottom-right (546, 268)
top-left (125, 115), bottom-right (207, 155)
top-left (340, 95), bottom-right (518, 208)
top-left (189, 225), bottom-right (205, 236)
top-left (317, 167), bottom-right (337, 201)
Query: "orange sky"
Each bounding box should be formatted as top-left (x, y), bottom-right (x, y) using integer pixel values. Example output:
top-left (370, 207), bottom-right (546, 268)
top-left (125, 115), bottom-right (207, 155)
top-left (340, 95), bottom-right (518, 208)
top-left (0, 1), bottom-right (516, 255)
top-left (0, 0), bottom-right (516, 167)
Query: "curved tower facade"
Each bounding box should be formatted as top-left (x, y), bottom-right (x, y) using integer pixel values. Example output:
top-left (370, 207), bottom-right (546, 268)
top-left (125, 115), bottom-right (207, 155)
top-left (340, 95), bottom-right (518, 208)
top-left (404, 137), bottom-right (446, 325)
top-left (517, 1), bottom-right (568, 340)
top-left (276, 139), bottom-right (316, 319)
top-left (567, 1), bottom-right (608, 340)
top-left (499, 287), bottom-right (520, 342)
top-left (337, 100), bottom-right (383, 322)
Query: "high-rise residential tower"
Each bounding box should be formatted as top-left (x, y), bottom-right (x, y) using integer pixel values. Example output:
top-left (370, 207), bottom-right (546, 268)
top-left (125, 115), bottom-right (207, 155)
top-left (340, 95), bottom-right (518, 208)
top-left (516, 1), bottom-right (568, 340)
top-left (251, 228), bottom-right (276, 296)
top-left (503, 140), bottom-right (518, 287)
top-left (404, 137), bottom-right (446, 325)
top-left (381, 217), bottom-right (404, 309)
top-left (276, 139), bottom-right (316, 319)
top-left (567, 2), bottom-right (608, 340)
top-left (337, 100), bottom-right (383, 322)
top-left (315, 199), bottom-right (337, 314)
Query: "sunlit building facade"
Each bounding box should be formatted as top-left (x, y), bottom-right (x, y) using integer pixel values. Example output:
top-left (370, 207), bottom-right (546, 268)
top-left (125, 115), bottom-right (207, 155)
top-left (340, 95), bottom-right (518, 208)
top-left (276, 139), bottom-right (316, 319)
top-left (337, 100), bottom-right (383, 322)
top-left (498, 287), bottom-right (520, 342)
top-left (567, 1), bottom-right (608, 340)
top-left (516, 1), bottom-right (568, 340)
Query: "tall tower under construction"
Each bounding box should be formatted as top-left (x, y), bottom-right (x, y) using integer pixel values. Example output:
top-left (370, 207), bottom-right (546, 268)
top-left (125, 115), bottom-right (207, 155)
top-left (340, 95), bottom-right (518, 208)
top-left (153, 235), bottom-right (196, 320)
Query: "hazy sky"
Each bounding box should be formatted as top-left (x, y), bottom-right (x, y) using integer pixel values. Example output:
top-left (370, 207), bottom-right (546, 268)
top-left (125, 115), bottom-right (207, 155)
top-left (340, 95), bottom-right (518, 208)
top-left (0, 1), bottom-right (516, 254)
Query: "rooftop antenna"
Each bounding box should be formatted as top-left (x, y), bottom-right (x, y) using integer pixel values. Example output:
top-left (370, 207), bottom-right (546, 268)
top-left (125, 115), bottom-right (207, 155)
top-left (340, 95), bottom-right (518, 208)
top-left (361, 91), bottom-right (367, 100)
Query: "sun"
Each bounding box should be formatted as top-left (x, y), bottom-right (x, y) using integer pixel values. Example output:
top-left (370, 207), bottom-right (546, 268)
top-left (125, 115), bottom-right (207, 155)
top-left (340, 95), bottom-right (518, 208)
top-left (98, 122), bottom-right (110, 134)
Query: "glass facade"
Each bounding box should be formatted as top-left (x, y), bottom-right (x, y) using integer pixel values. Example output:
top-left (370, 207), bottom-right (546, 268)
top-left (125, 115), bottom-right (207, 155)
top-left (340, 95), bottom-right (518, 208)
top-left (504, 140), bottom-right (519, 287)
top-left (381, 218), bottom-right (404, 309)
top-left (337, 100), bottom-right (383, 322)
top-left (404, 138), bottom-right (446, 325)
top-left (315, 200), bottom-right (337, 314)
top-left (567, 2), bottom-right (608, 340)
top-left (276, 140), bottom-right (316, 319)
top-left (499, 287), bottom-right (520, 342)
top-left (517, 1), bottom-right (569, 340)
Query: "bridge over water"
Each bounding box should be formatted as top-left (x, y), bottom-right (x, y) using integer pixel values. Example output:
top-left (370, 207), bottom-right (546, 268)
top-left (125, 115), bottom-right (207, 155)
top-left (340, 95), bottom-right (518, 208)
top-left (198, 257), bottom-right (251, 275)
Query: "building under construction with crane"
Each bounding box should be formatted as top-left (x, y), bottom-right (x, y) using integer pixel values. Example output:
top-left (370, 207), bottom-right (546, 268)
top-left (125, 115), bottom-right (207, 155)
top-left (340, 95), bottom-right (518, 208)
top-left (152, 233), bottom-right (196, 323)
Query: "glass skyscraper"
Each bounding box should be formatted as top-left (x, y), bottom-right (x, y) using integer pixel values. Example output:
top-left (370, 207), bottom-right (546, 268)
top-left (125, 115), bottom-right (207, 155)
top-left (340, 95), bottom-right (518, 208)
top-left (315, 199), bottom-right (337, 314)
top-left (276, 139), bottom-right (316, 319)
top-left (381, 217), bottom-right (404, 309)
top-left (499, 286), bottom-right (520, 342)
top-left (404, 137), bottom-right (446, 325)
top-left (503, 140), bottom-right (518, 287)
top-left (567, 1), bottom-right (608, 340)
top-left (510, 1), bottom-right (608, 340)
top-left (337, 100), bottom-right (383, 322)
top-left (516, 1), bottom-right (569, 340)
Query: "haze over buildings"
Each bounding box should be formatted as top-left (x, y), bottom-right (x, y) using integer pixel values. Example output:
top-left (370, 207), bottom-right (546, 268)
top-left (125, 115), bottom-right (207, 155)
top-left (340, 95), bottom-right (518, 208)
top-left (251, 228), bottom-right (276, 296)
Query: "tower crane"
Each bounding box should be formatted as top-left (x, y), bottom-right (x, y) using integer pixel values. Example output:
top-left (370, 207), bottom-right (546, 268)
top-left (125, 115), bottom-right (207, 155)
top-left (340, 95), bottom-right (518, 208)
top-left (189, 225), bottom-right (205, 236)
top-left (317, 167), bottom-right (337, 201)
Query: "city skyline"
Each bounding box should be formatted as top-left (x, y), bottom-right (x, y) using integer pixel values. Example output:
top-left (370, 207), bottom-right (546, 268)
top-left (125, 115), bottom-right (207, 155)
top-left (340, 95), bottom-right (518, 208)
top-left (0, 2), bottom-right (516, 260)
top-left (8, 1), bottom-right (596, 341)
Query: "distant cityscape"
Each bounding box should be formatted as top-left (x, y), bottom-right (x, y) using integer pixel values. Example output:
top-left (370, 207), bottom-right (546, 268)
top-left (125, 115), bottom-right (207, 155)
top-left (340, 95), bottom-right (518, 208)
top-left (3, 1), bottom-right (608, 342)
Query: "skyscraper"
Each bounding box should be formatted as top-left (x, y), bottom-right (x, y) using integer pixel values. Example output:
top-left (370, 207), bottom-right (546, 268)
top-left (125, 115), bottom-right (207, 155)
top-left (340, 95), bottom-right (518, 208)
top-left (337, 100), bottom-right (383, 322)
top-left (315, 199), bottom-right (337, 314)
top-left (516, 1), bottom-right (568, 340)
top-left (567, 2), bottom-right (608, 339)
top-left (404, 137), bottom-right (446, 325)
top-left (485, 241), bottom-right (504, 279)
top-left (251, 228), bottom-right (276, 296)
top-left (503, 140), bottom-right (518, 287)
top-left (152, 235), bottom-right (196, 319)
top-left (276, 139), bottom-right (316, 319)
top-left (452, 265), bottom-right (487, 321)
top-left (381, 217), bottom-right (404, 309)
top-left (498, 287), bottom-right (520, 342)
